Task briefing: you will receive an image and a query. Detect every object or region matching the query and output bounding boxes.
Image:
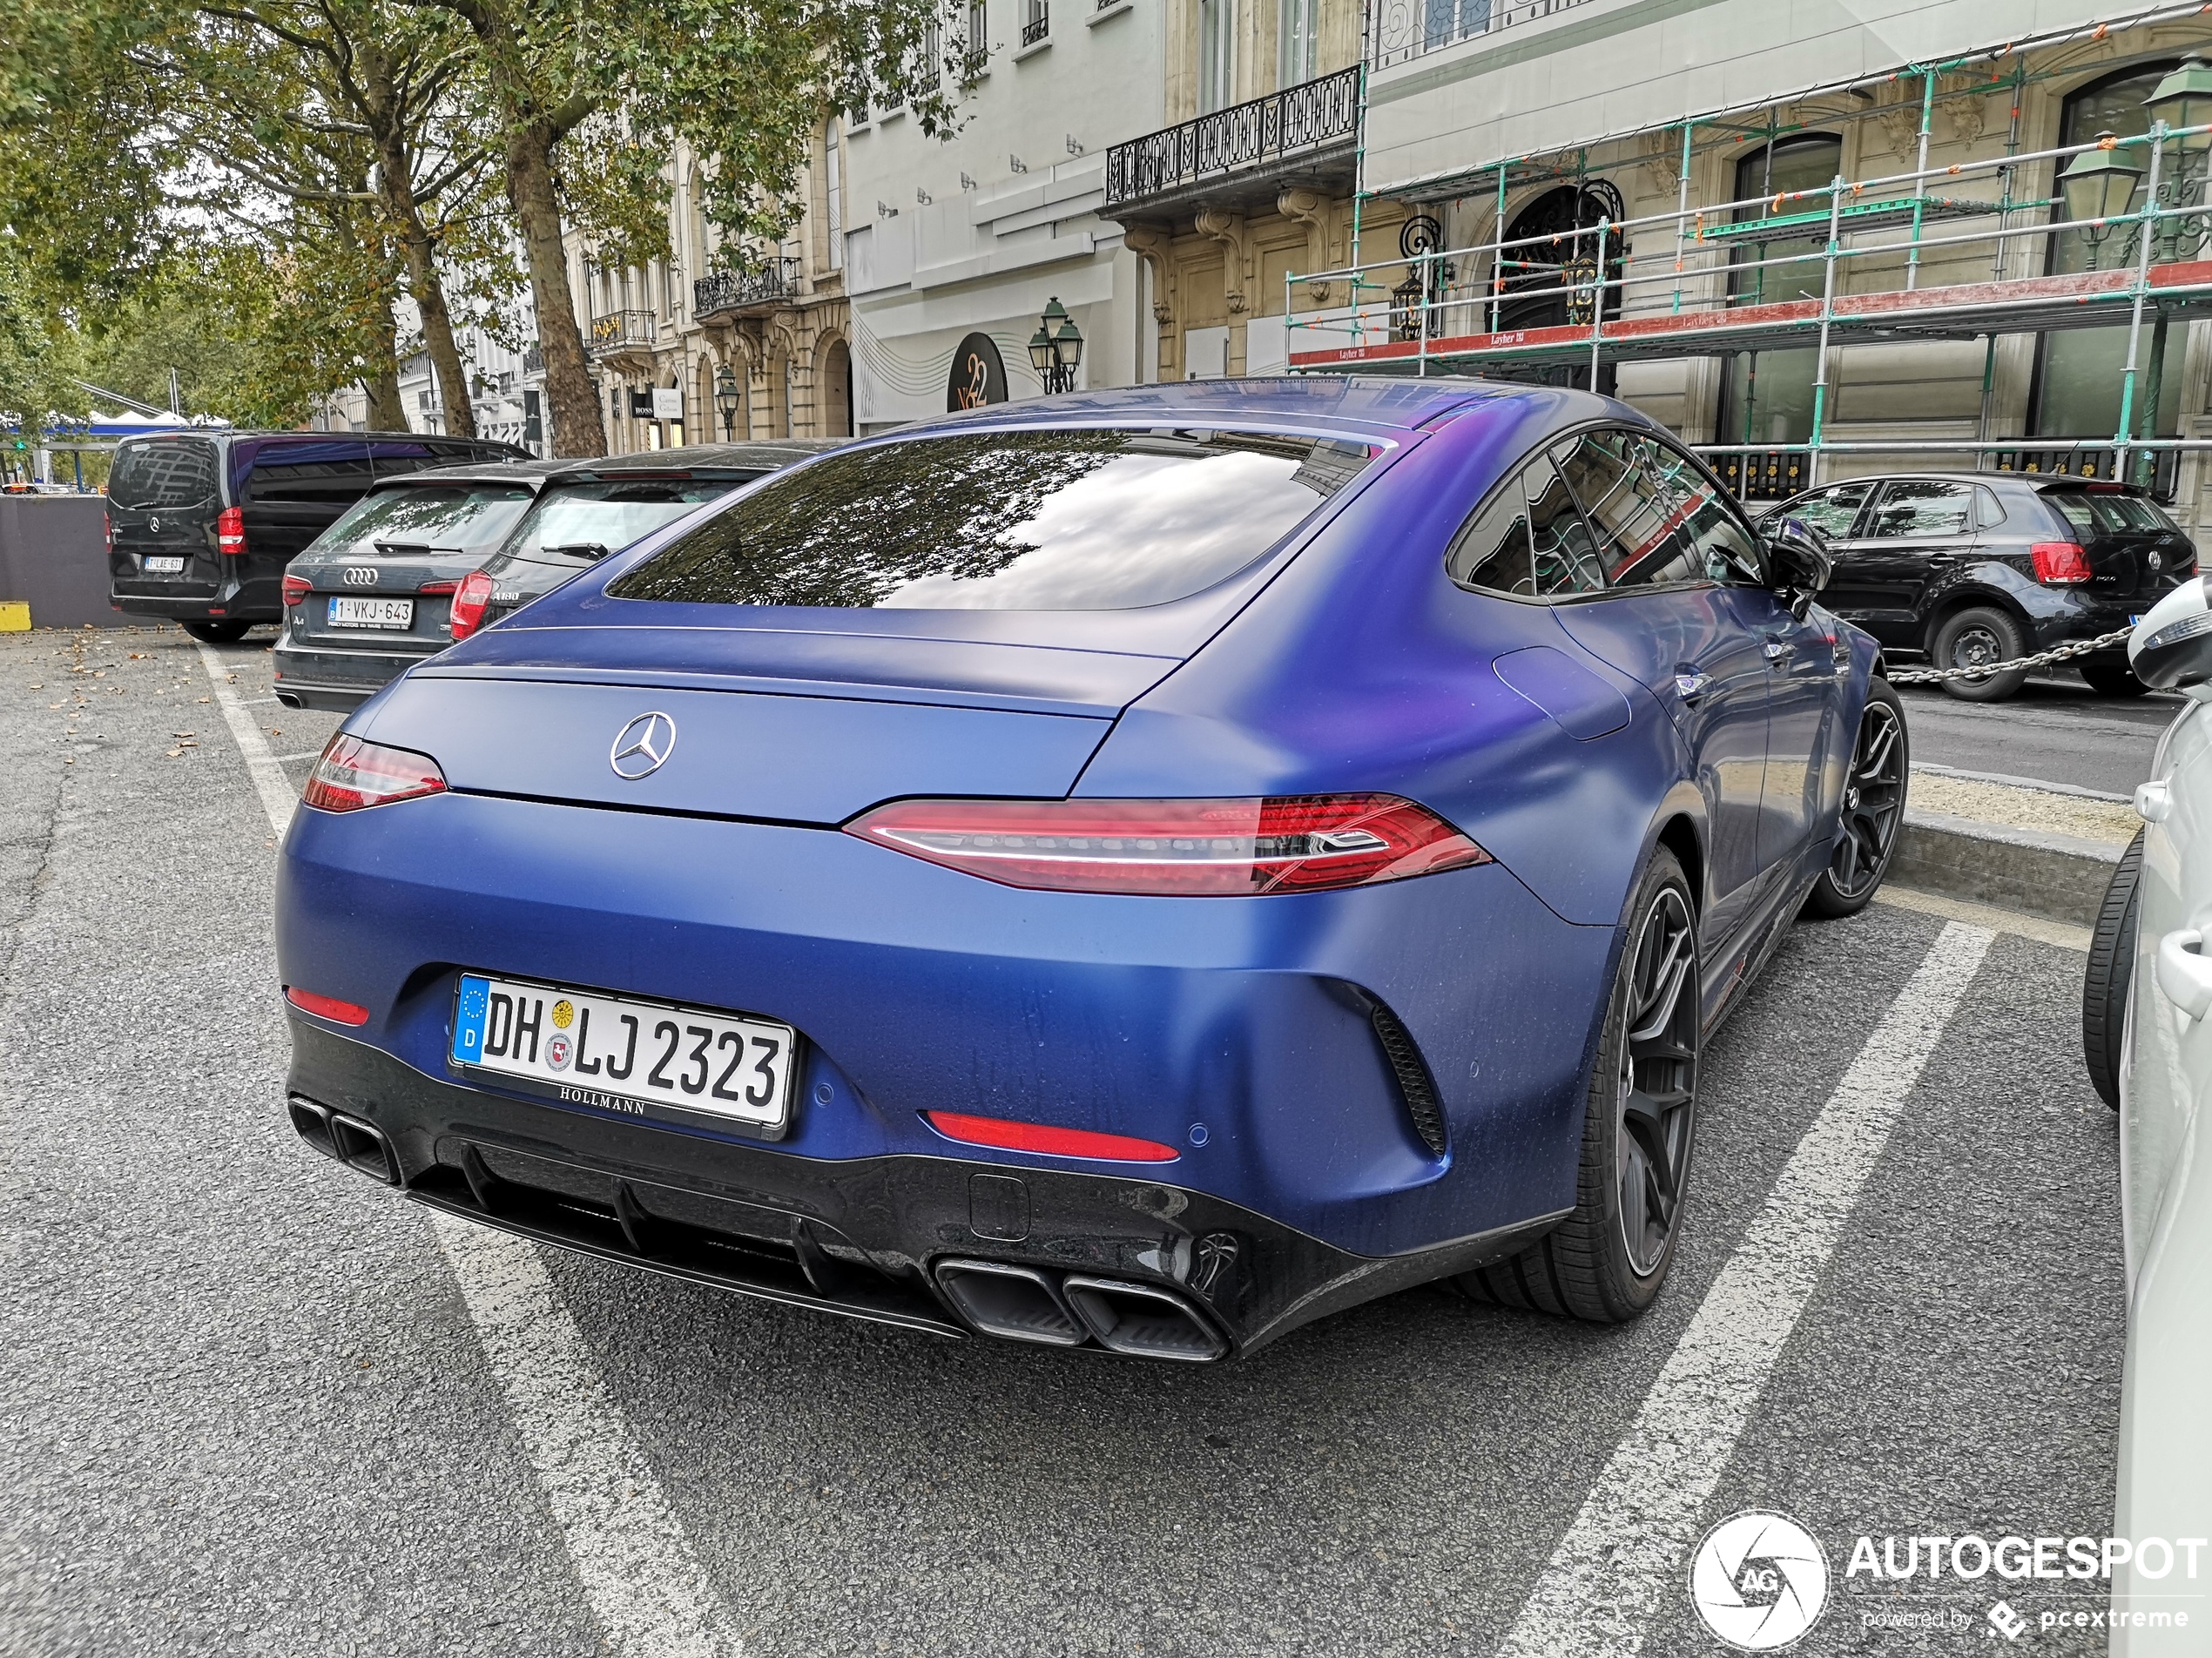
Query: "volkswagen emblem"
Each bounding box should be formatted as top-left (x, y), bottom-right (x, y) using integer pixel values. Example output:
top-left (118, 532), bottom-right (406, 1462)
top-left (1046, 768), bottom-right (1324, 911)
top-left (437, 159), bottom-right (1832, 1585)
top-left (609, 711), bottom-right (677, 780)
top-left (2149, 549), bottom-right (2164, 571)
top-left (342, 566), bottom-right (379, 587)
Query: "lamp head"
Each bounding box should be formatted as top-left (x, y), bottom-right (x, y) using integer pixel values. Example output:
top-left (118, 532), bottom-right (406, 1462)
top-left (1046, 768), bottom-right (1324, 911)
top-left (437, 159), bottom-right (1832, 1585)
top-left (1027, 326), bottom-right (1055, 374)
top-left (2060, 132), bottom-right (2146, 229)
top-left (2148, 56), bottom-right (2212, 154)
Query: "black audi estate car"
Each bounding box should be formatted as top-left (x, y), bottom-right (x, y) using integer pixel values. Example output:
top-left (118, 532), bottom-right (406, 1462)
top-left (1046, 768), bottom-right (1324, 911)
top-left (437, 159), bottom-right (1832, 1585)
top-left (108, 430), bottom-right (527, 642)
top-left (1769, 472), bottom-right (2195, 700)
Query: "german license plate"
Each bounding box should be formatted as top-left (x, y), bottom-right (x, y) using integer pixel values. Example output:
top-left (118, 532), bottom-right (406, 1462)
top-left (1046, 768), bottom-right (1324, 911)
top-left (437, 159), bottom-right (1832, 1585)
top-left (327, 596), bottom-right (415, 630)
top-left (142, 556), bottom-right (185, 574)
top-left (449, 973), bottom-right (797, 1134)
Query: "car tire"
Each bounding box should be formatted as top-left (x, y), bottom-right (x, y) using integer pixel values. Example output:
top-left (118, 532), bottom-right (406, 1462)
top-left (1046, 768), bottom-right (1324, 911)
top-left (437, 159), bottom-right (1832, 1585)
top-left (2080, 661), bottom-right (2154, 698)
top-left (1803, 677), bottom-right (1910, 920)
top-left (180, 619), bottom-right (253, 644)
top-left (1456, 847), bottom-right (1699, 1323)
top-left (2082, 826), bottom-right (2144, 1110)
top-left (1928, 605), bottom-right (2030, 702)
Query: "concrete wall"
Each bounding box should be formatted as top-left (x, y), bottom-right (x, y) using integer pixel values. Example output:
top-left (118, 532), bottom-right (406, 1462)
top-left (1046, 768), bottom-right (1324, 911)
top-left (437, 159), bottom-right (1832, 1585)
top-left (0, 497), bottom-right (115, 629)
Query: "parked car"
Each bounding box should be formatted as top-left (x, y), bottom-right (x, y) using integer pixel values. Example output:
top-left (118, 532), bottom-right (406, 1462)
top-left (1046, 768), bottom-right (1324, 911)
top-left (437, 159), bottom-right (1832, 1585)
top-left (2079, 571), bottom-right (2212, 1649)
top-left (454, 440), bottom-right (844, 641)
top-left (271, 460), bottom-right (566, 711)
top-left (1766, 472), bottom-right (2194, 701)
top-left (274, 380), bottom-right (1898, 1364)
top-left (107, 430), bottom-right (526, 642)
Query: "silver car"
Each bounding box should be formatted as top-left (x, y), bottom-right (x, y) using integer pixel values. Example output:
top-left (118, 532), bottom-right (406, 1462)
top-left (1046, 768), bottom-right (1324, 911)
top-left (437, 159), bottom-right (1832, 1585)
top-left (2084, 574), bottom-right (2212, 1652)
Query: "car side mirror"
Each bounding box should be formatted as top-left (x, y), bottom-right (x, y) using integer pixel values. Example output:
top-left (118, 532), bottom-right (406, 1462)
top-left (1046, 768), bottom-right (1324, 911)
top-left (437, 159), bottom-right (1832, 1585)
top-left (2131, 574), bottom-right (2212, 698)
top-left (1764, 516), bottom-right (1833, 619)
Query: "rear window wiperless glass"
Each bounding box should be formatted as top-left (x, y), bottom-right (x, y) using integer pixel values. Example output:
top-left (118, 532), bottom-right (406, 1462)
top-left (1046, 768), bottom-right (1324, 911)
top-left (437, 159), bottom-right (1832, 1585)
top-left (2044, 489), bottom-right (2175, 535)
top-left (606, 428), bottom-right (1380, 611)
top-left (109, 439), bottom-right (219, 509)
top-left (312, 484), bottom-right (536, 558)
top-left (504, 477), bottom-right (749, 563)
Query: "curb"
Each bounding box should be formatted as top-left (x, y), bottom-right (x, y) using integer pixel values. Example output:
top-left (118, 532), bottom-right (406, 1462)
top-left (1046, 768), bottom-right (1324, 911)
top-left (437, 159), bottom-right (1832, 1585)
top-left (1892, 809), bottom-right (2125, 930)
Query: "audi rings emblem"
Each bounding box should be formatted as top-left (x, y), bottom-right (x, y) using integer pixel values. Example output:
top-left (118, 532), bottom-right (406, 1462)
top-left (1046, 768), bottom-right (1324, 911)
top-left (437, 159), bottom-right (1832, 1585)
top-left (342, 566), bottom-right (380, 586)
top-left (610, 711), bottom-right (678, 780)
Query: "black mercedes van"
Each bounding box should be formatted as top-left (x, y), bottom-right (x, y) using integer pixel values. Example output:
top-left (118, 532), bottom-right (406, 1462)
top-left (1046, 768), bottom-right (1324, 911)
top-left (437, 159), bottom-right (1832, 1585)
top-left (106, 430), bottom-right (525, 641)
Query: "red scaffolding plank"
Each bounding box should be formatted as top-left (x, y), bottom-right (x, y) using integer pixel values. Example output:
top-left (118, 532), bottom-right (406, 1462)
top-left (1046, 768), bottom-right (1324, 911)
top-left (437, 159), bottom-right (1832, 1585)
top-left (1286, 259), bottom-right (2212, 373)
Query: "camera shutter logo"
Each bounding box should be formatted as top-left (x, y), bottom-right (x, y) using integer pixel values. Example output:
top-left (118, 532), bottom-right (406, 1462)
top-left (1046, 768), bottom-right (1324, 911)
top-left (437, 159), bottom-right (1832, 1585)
top-left (1689, 1511), bottom-right (1831, 1651)
top-left (609, 711), bottom-right (677, 780)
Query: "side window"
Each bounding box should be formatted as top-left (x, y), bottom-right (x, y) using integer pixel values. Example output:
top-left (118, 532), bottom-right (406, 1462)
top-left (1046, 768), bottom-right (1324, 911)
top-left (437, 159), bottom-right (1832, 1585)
top-left (1552, 430), bottom-right (1703, 588)
top-left (246, 441), bottom-right (374, 506)
top-left (1640, 436), bottom-right (1764, 586)
top-left (1974, 485), bottom-right (2007, 529)
top-left (1446, 455), bottom-right (1605, 599)
top-left (1779, 481), bottom-right (1874, 538)
top-left (1865, 480), bottom-right (1974, 539)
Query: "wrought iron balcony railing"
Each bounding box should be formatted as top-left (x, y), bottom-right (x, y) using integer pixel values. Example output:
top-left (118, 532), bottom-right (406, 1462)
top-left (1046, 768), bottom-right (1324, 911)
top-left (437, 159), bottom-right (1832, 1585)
top-left (1371, 0), bottom-right (1602, 71)
top-left (1104, 65), bottom-right (1359, 210)
top-left (1020, 5), bottom-right (1049, 45)
top-left (522, 342), bottom-right (544, 376)
top-left (586, 310), bottom-right (657, 356)
top-left (691, 259), bottom-right (803, 319)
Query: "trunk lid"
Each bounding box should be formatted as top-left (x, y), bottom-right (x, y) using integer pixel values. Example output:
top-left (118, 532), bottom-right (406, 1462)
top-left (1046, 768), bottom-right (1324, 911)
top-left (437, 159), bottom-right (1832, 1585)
top-left (107, 435), bottom-right (223, 592)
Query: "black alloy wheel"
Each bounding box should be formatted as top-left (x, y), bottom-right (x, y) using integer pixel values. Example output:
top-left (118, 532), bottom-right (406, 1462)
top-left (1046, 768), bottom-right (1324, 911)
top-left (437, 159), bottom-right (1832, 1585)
top-left (1930, 605), bottom-right (2029, 702)
top-left (1455, 848), bottom-right (1701, 1322)
top-left (2081, 826), bottom-right (2145, 1109)
top-left (1805, 678), bottom-right (1909, 919)
top-left (2080, 661), bottom-right (2154, 698)
top-left (1614, 884), bottom-right (1699, 1277)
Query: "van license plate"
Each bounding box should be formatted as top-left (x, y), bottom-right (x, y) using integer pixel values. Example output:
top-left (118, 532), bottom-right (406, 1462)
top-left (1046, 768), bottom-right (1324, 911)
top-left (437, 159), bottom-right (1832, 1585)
top-left (449, 973), bottom-right (797, 1134)
top-left (327, 596), bottom-right (414, 630)
top-left (142, 556), bottom-right (185, 574)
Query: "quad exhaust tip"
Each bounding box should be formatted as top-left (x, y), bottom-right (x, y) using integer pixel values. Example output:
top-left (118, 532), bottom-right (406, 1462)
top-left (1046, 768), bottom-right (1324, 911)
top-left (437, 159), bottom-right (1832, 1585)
top-left (287, 1094), bottom-right (401, 1186)
top-left (1062, 1275), bottom-right (1229, 1362)
top-left (935, 1259), bottom-right (1088, 1346)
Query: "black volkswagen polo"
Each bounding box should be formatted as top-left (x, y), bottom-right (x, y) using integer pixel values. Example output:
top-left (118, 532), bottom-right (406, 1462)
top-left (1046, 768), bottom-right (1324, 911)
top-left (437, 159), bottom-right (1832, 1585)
top-left (1770, 471), bottom-right (2195, 699)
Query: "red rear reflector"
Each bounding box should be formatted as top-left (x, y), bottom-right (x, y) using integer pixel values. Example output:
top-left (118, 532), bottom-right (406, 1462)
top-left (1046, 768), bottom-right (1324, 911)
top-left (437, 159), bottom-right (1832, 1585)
top-left (281, 574), bottom-right (311, 606)
top-left (217, 504), bottom-right (246, 557)
top-left (923, 1111), bottom-right (1177, 1163)
top-left (448, 569), bottom-right (494, 639)
top-left (846, 794), bottom-right (1492, 895)
top-left (286, 987), bottom-right (369, 1025)
top-left (302, 733), bottom-right (447, 812)
top-left (2032, 542), bottom-right (2093, 584)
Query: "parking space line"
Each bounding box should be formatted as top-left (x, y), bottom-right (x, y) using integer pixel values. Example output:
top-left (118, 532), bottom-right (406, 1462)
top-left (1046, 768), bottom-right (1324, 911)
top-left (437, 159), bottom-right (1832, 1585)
top-left (1496, 920), bottom-right (1997, 1658)
top-left (199, 642), bottom-right (744, 1658)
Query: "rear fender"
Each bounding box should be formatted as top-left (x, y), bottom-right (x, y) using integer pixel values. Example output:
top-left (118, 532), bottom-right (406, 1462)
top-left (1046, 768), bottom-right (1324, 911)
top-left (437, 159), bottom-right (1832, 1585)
top-left (1919, 563), bottom-right (2072, 650)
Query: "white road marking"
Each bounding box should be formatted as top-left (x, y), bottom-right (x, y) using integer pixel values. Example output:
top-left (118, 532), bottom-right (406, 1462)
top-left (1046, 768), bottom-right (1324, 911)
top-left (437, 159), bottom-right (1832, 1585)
top-left (1497, 920), bottom-right (1997, 1658)
top-left (200, 642), bottom-right (744, 1658)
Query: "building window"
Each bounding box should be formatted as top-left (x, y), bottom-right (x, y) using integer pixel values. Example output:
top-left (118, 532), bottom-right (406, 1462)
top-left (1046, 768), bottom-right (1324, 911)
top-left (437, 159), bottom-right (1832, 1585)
top-left (2035, 61), bottom-right (2187, 440)
top-left (826, 120), bottom-right (844, 271)
top-left (1421, 0), bottom-right (1487, 55)
top-left (1022, 0), bottom-right (1048, 46)
top-left (1278, 0), bottom-right (1315, 86)
top-left (1717, 135), bottom-right (1841, 448)
top-left (1199, 0), bottom-right (1234, 112)
top-left (966, 0), bottom-right (987, 72)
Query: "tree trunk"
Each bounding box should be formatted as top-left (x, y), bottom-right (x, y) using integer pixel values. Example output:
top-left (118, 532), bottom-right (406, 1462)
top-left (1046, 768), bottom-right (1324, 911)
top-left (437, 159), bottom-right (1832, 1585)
top-left (361, 44), bottom-right (476, 438)
top-left (361, 332), bottom-right (405, 429)
top-left (506, 118), bottom-right (604, 457)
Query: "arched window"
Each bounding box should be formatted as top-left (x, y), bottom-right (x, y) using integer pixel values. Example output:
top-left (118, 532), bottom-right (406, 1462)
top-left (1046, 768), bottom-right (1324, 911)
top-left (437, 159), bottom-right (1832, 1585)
top-left (1717, 134), bottom-right (1841, 464)
top-left (2035, 61), bottom-right (2187, 444)
top-left (825, 118), bottom-right (844, 272)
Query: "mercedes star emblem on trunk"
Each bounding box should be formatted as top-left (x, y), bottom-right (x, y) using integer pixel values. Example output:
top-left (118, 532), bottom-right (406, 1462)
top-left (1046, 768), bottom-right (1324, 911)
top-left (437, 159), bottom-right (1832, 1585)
top-left (609, 711), bottom-right (677, 779)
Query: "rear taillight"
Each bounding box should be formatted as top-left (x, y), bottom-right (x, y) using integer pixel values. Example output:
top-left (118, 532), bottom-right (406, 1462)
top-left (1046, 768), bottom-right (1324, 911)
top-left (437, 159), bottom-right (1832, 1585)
top-left (285, 987), bottom-right (369, 1025)
top-left (448, 570), bottom-right (494, 639)
top-left (281, 574), bottom-right (311, 606)
top-left (2031, 542), bottom-right (2093, 584)
top-left (217, 504), bottom-right (246, 557)
top-left (103, 512), bottom-right (114, 551)
top-left (844, 793), bottom-right (1492, 896)
top-left (302, 734), bottom-right (447, 812)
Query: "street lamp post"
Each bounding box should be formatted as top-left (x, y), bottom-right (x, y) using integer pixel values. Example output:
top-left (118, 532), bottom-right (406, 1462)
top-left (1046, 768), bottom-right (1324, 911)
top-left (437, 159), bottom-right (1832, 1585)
top-left (1028, 297), bottom-right (1083, 394)
top-left (714, 362), bottom-right (742, 439)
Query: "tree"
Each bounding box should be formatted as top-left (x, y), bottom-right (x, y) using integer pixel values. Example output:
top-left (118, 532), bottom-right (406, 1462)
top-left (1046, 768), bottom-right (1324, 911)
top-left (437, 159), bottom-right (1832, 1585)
top-left (402, 0), bottom-right (964, 457)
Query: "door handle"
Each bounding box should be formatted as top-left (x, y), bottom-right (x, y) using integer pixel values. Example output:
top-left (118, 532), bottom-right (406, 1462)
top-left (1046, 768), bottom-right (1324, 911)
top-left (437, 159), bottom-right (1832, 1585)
top-left (2157, 927), bottom-right (2212, 1021)
top-left (1674, 671), bottom-right (1711, 701)
top-left (1762, 640), bottom-right (1791, 663)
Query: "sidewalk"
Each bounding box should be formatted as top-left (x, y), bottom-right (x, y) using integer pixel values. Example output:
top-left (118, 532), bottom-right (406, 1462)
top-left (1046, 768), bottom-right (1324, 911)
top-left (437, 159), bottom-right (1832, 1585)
top-left (1891, 763), bottom-right (2136, 932)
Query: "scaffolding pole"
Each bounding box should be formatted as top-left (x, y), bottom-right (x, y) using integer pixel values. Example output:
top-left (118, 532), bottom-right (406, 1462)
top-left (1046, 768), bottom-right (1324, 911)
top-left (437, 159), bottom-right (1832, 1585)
top-left (2115, 124), bottom-right (2167, 489)
top-left (1906, 67), bottom-right (1936, 290)
top-left (1806, 174), bottom-right (1844, 490)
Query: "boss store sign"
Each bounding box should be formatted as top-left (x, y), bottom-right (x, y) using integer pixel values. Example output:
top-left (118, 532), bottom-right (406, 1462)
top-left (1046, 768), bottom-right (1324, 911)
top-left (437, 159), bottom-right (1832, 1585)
top-left (625, 388), bottom-right (685, 420)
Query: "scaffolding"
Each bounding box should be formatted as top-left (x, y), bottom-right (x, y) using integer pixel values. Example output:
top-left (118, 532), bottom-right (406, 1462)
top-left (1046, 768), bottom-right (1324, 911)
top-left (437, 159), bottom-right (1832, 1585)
top-left (1293, 58), bottom-right (2212, 501)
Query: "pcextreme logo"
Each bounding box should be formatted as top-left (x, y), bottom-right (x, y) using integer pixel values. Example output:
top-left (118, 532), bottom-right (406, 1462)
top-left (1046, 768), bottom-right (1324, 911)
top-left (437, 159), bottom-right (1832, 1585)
top-left (1690, 1512), bottom-right (1831, 1650)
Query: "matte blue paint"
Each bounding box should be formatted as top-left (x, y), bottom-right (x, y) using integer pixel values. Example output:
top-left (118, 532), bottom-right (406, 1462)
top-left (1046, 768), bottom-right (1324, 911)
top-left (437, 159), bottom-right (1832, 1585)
top-left (279, 377), bottom-right (1872, 1263)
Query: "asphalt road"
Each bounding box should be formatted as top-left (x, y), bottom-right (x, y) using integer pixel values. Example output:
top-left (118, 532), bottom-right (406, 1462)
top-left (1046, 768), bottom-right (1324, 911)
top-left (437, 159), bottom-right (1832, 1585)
top-left (1898, 670), bottom-right (2179, 797)
top-left (0, 622), bottom-right (2137, 1657)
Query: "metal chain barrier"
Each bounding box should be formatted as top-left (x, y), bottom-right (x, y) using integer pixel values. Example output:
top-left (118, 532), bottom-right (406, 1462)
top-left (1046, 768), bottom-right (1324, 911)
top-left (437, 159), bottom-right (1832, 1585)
top-left (1885, 624), bottom-right (2138, 687)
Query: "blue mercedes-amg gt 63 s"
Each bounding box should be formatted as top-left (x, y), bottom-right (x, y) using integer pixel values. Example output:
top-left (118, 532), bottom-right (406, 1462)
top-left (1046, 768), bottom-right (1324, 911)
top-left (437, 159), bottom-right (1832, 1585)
top-left (276, 378), bottom-right (1904, 1362)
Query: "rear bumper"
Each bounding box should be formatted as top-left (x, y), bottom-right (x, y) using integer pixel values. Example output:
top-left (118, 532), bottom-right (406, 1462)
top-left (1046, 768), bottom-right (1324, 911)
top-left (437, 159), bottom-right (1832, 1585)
top-left (285, 1017), bottom-right (1564, 1358)
top-left (272, 637), bottom-right (441, 708)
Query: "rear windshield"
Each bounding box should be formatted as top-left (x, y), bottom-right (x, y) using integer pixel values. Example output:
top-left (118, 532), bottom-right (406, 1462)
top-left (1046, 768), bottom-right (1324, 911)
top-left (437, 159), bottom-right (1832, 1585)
top-left (607, 428), bottom-right (1380, 610)
top-left (109, 439), bottom-right (219, 510)
top-left (2044, 489), bottom-right (2175, 535)
top-left (312, 483), bottom-right (536, 558)
top-left (503, 476), bottom-right (750, 563)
